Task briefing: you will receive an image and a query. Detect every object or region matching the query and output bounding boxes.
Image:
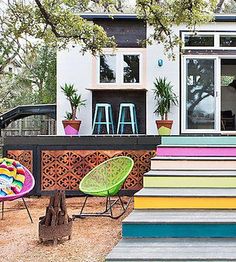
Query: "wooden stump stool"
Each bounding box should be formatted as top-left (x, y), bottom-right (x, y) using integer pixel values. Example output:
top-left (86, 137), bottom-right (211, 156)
top-left (39, 190), bottom-right (72, 245)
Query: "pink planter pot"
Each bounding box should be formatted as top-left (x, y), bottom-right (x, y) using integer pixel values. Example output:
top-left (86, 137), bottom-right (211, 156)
top-left (62, 120), bottom-right (81, 135)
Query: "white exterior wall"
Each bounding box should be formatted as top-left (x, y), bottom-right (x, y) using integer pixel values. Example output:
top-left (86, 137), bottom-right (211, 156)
top-left (147, 21), bottom-right (236, 135)
top-left (57, 45), bottom-right (93, 135)
top-left (146, 28), bottom-right (180, 135)
top-left (57, 20), bottom-right (236, 135)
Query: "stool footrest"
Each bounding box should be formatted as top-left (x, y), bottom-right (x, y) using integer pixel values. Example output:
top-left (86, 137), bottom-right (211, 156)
top-left (119, 122), bottom-right (137, 124)
top-left (94, 122), bottom-right (113, 124)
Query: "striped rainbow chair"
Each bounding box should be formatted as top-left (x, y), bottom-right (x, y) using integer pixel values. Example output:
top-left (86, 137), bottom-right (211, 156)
top-left (0, 158), bottom-right (35, 223)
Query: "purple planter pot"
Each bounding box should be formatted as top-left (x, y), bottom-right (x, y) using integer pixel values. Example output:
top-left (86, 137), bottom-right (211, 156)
top-left (62, 120), bottom-right (81, 135)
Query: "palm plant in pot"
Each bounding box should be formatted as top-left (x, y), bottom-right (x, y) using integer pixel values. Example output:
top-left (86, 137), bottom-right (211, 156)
top-left (153, 77), bottom-right (178, 135)
top-left (61, 83), bottom-right (86, 135)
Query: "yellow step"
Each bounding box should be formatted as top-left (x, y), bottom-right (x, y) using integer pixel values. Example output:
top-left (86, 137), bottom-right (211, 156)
top-left (134, 188), bottom-right (236, 209)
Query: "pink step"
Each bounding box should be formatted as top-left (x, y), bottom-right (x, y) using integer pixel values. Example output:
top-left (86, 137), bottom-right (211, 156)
top-left (157, 147), bottom-right (236, 157)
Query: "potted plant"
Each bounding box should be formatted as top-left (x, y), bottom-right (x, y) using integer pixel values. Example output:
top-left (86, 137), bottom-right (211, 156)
top-left (61, 83), bottom-right (86, 135)
top-left (153, 77), bottom-right (178, 135)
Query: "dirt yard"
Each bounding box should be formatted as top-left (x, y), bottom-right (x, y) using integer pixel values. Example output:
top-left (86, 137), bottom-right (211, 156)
top-left (0, 196), bottom-right (133, 262)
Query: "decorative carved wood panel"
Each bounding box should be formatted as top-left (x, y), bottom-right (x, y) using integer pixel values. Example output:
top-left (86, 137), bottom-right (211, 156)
top-left (7, 150), bottom-right (33, 173)
top-left (41, 150), bottom-right (155, 191)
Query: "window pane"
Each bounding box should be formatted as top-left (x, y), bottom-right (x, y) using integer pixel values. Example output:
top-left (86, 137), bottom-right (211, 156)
top-left (123, 55), bottom-right (140, 83)
top-left (186, 59), bottom-right (215, 129)
top-left (184, 35), bottom-right (214, 47)
top-left (220, 35), bottom-right (236, 47)
top-left (100, 55), bottom-right (116, 83)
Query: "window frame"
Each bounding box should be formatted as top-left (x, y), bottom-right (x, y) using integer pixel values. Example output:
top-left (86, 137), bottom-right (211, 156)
top-left (122, 52), bottom-right (142, 85)
top-left (220, 34), bottom-right (236, 48)
top-left (182, 32), bottom-right (216, 50)
top-left (97, 53), bottom-right (118, 85)
top-left (183, 34), bottom-right (215, 48)
top-left (96, 48), bottom-right (144, 88)
top-left (182, 31), bottom-right (236, 50)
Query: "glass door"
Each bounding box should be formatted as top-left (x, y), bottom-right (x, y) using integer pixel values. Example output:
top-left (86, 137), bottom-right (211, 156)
top-left (182, 57), bottom-right (220, 133)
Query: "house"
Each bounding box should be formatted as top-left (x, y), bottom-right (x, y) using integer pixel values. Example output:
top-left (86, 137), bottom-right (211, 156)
top-left (57, 13), bottom-right (236, 135)
top-left (4, 59), bottom-right (21, 75)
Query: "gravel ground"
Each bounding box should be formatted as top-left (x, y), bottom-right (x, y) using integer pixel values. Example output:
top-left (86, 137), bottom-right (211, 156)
top-left (0, 196), bottom-right (133, 262)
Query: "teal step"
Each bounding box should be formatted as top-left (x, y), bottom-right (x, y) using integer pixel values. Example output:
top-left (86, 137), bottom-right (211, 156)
top-left (161, 136), bottom-right (236, 145)
top-left (122, 210), bottom-right (236, 238)
top-left (106, 238), bottom-right (236, 261)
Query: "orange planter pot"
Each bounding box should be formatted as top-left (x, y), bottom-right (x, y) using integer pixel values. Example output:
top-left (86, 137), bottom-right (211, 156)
top-left (156, 120), bottom-right (173, 135)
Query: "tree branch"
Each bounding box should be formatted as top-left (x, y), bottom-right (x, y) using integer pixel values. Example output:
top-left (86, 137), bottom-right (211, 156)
top-left (215, 0), bottom-right (226, 13)
top-left (34, 0), bottom-right (61, 37)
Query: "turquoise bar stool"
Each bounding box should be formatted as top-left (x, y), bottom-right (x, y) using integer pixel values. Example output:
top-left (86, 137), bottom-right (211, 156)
top-left (92, 103), bottom-right (114, 134)
top-left (117, 103), bottom-right (138, 134)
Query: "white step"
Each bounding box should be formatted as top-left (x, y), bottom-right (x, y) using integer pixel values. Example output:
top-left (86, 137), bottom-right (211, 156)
top-left (135, 188), bottom-right (236, 197)
top-left (106, 238), bottom-right (236, 261)
top-left (145, 170), bottom-right (236, 177)
top-left (123, 210), bottom-right (236, 224)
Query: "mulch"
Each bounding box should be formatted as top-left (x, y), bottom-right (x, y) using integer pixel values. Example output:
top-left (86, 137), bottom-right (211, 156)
top-left (0, 196), bottom-right (133, 262)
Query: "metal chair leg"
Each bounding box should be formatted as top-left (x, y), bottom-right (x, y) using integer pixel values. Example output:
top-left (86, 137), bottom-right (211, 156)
top-left (1, 201), bottom-right (4, 220)
top-left (108, 196), bottom-right (113, 217)
top-left (80, 195), bottom-right (89, 216)
top-left (73, 194), bottom-right (132, 220)
top-left (22, 197), bottom-right (33, 223)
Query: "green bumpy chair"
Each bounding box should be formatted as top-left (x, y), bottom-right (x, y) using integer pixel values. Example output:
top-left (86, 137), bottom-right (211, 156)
top-left (73, 156), bottom-right (134, 219)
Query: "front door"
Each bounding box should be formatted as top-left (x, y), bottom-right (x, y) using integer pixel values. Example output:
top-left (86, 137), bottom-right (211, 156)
top-left (182, 57), bottom-right (220, 133)
top-left (221, 58), bottom-right (236, 132)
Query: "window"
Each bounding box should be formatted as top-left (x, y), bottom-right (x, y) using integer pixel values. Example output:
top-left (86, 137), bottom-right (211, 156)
top-left (184, 34), bottom-right (214, 47)
top-left (99, 55), bottom-right (116, 83)
top-left (123, 55), bottom-right (140, 83)
top-left (98, 52), bottom-right (142, 86)
top-left (185, 58), bottom-right (215, 130)
top-left (220, 35), bottom-right (236, 47)
top-left (183, 32), bottom-right (236, 49)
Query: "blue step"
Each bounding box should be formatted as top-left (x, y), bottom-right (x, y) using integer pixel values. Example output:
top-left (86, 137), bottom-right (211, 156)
top-left (161, 136), bottom-right (236, 145)
top-left (122, 210), bottom-right (236, 238)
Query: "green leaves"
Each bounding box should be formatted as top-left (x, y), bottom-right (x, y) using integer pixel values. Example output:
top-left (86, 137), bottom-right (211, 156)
top-left (61, 83), bottom-right (86, 120)
top-left (153, 77), bottom-right (178, 120)
top-left (137, 0), bottom-right (218, 58)
top-left (61, 83), bottom-right (76, 98)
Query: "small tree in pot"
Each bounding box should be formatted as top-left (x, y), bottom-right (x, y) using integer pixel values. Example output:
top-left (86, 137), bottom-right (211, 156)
top-left (61, 83), bottom-right (86, 135)
top-left (153, 77), bottom-right (178, 135)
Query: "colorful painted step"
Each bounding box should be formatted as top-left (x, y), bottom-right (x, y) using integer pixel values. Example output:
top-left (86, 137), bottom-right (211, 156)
top-left (156, 146), bottom-right (236, 157)
top-left (134, 188), bottom-right (236, 209)
top-left (151, 156), bottom-right (236, 170)
top-left (161, 136), bottom-right (236, 145)
top-left (144, 171), bottom-right (236, 188)
top-left (106, 238), bottom-right (236, 261)
top-left (107, 136), bottom-right (236, 261)
top-left (145, 169), bottom-right (236, 176)
top-left (122, 210), bottom-right (236, 238)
